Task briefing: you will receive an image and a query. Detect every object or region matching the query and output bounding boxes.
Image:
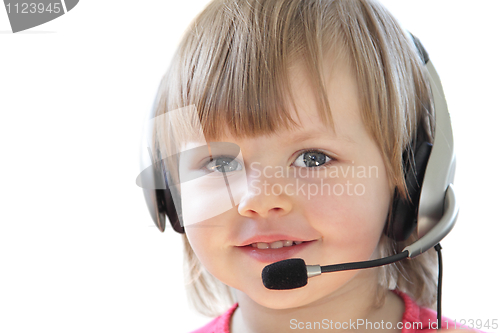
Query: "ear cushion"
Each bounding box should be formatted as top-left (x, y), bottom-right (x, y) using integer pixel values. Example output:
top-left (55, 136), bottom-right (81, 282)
top-left (142, 153), bottom-right (184, 233)
top-left (139, 151), bottom-right (168, 233)
top-left (164, 187), bottom-right (184, 234)
top-left (161, 164), bottom-right (185, 234)
top-left (385, 141), bottom-right (433, 241)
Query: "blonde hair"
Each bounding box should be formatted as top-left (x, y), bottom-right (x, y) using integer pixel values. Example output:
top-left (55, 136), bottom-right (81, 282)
top-left (151, 0), bottom-right (437, 317)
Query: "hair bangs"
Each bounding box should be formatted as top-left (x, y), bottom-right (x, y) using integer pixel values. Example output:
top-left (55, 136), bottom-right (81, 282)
top-left (168, 0), bottom-right (339, 143)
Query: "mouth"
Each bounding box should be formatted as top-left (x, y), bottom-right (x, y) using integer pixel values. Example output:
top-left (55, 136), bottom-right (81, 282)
top-left (237, 240), bottom-right (315, 263)
top-left (248, 240), bottom-right (306, 249)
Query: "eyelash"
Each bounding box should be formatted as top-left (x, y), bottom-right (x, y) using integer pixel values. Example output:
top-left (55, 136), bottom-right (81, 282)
top-left (202, 149), bottom-right (336, 172)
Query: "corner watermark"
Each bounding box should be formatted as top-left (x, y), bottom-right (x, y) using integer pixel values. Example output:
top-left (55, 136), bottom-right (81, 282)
top-left (3, 0), bottom-right (79, 33)
top-left (289, 318), bottom-right (499, 330)
top-left (290, 318), bottom-right (423, 330)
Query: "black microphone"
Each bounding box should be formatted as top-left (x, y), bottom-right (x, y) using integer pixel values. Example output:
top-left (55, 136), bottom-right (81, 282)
top-left (262, 251), bottom-right (409, 290)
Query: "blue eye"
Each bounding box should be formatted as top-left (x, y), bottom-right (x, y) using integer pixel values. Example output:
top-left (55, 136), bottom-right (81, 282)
top-left (293, 150), bottom-right (333, 168)
top-left (205, 156), bottom-right (242, 173)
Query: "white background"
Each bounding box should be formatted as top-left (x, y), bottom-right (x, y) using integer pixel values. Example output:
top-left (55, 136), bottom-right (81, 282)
top-left (0, 1), bottom-right (498, 332)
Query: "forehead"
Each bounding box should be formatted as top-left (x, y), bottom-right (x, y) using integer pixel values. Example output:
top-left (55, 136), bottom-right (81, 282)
top-left (180, 56), bottom-right (363, 150)
top-left (284, 57), bottom-right (362, 144)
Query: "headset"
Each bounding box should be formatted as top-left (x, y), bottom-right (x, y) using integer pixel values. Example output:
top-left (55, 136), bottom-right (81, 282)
top-left (137, 32), bottom-right (458, 328)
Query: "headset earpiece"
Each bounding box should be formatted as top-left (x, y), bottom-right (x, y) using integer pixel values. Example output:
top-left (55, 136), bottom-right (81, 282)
top-left (385, 140), bottom-right (433, 241)
top-left (162, 168), bottom-right (184, 233)
top-left (138, 106), bottom-right (185, 233)
top-left (383, 33), bottom-right (434, 241)
top-left (140, 159), bottom-right (184, 233)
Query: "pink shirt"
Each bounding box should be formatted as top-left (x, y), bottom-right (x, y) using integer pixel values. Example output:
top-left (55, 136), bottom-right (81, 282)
top-left (190, 290), bottom-right (474, 333)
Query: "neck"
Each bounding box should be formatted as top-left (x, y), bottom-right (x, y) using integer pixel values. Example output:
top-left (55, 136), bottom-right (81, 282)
top-left (231, 268), bottom-right (404, 333)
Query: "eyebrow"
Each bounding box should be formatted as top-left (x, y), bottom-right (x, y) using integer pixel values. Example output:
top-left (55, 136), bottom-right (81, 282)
top-left (288, 130), bottom-right (356, 145)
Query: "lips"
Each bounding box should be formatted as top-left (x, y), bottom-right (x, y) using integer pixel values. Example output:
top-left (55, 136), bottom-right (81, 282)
top-left (239, 235), bottom-right (313, 247)
top-left (236, 238), bottom-right (316, 263)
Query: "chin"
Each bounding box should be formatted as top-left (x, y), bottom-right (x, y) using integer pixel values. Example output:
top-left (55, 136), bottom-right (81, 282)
top-left (239, 269), bottom-right (361, 310)
top-left (251, 289), bottom-right (313, 309)
top-left (237, 277), bottom-right (343, 310)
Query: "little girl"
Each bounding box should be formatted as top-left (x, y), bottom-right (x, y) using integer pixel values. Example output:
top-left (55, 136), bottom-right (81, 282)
top-left (144, 0), bottom-right (483, 332)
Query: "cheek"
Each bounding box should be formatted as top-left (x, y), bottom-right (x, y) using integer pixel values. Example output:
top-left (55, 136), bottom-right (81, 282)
top-left (303, 165), bottom-right (391, 249)
top-left (184, 217), bottom-right (240, 286)
top-left (184, 225), bottom-right (220, 270)
top-left (184, 228), bottom-right (206, 263)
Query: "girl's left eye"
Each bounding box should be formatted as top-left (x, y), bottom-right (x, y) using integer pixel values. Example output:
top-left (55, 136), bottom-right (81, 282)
top-left (292, 150), bottom-right (334, 168)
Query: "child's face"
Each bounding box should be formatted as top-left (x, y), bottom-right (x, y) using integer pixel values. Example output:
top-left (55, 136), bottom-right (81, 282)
top-left (180, 55), bottom-right (392, 308)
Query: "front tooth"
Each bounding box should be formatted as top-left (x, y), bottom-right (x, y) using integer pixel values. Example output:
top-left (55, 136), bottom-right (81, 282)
top-left (251, 243), bottom-right (258, 248)
top-left (283, 240), bottom-right (293, 247)
top-left (294, 241), bottom-right (303, 245)
top-left (256, 242), bottom-right (269, 249)
top-left (270, 241), bottom-right (284, 249)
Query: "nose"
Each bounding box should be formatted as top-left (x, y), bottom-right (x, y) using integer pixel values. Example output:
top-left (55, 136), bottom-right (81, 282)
top-left (237, 169), bottom-right (293, 219)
